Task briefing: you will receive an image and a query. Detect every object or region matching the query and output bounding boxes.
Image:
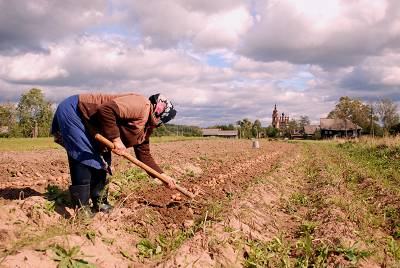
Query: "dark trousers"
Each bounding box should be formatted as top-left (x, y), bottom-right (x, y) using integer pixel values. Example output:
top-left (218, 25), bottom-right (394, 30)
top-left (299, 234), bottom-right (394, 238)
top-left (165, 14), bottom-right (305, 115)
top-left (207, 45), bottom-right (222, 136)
top-left (68, 156), bottom-right (107, 186)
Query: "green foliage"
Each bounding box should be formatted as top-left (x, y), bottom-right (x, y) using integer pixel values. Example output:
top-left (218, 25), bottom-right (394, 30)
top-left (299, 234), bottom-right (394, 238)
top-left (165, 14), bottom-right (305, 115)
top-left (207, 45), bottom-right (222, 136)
top-left (252, 119), bottom-right (262, 138)
top-left (0, 103), bottom-right (16, 137)
top-left (208, 124), bottom-right (236, 130)
top-left (376, 99), bottom-right (400, 135)
top-left (265, 126), bottom-right (278, 138)
top-left (298, 115), bottom-right (310, 130)
top-left (237, 118), bottom-right (253, 139)
top-left (152, 124), bottom-right (202, 137)
top-left (389, 122), bottom-right (400, 135)
top-left (51, 244), bottom-right (95, 268)
top-left (333, 243), bottom-right (371, 263)
top-left (244, 235), bottom-right (291, 268)
top-left (15, 88), bottom-right (53, 137)
top-left (85, 231), bottom-right (96, 245)
top-left (45, 185), bottom-right (69, 205)
top-left (328, 96), bottom-right (377, 134)
top-left (290, 192), bottom-right (309, 206)
top-left (387, 237), bottom-right (400, 260)
top-left (137, 239), bottom-right (161, 259)
top-left (43, 200), bottom-right (56, 214)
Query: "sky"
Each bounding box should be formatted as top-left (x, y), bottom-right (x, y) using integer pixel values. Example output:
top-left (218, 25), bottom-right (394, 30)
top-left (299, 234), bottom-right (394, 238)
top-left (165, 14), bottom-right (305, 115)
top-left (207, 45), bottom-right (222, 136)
top-left (0, 0), bottom-right (399, 126)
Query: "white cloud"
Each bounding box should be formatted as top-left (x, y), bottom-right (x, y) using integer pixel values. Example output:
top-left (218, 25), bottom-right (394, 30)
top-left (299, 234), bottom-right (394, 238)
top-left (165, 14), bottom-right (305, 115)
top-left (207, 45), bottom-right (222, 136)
top-left (242, 0), bottom-right (399, 67)
top-left (0, 0), bottom-right (399, 126)
top-left (111, 0), bottom-right (252, 49)
top-left (193, 6), bottom-right (253, 49)
top-left (0, 0), bottom-right (106, 53)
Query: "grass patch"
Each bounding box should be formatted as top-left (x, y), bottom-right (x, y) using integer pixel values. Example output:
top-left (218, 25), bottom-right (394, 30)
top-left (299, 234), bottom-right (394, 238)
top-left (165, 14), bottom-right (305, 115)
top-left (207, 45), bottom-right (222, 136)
top-left (0, 137), bottom-right (61, 151)
top-left (0, 136), bottom-right (204, 152)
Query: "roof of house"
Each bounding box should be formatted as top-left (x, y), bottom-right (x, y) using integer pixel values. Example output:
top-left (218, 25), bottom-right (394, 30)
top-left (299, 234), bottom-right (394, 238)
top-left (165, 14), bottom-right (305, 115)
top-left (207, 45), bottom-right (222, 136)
top-left (320, 118), bottom-right (361, 131)
top-left (218, 130), bottom-right (238, 136)
top-left (304, 125), bottom-right (320, 135)
top-left (201, 128), bottom-right (238, 136)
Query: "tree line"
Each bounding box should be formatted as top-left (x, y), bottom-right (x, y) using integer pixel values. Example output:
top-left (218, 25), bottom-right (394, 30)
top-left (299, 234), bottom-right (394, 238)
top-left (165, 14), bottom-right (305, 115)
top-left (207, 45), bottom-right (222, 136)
top-left (210, 96), bottom-right (400, 139)
top-left (0, 88), bottom-right (53, 138)
top-left (0, 88), bottom-right (203, 138)
top-left (0, 89), bottom-right (399, 138)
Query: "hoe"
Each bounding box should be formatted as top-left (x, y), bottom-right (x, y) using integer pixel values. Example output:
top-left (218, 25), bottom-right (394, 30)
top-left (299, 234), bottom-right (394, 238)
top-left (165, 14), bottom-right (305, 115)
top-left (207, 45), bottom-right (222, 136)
top-left (95, 134), bottom-right (195, 199)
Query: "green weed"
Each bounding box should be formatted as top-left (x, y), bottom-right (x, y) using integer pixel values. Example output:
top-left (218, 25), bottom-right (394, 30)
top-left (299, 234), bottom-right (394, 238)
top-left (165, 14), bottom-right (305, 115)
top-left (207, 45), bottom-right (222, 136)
top-left (136, 239), bottom-right (161, 259)
top-left (244, 235), bottom-right (291, 268)
top-left (387, 237), bottom-right (400, 261)
top-left (51, 244), bottom-right (95, 268)
top-left (334, 243), bottom-right (371, 263)
top-left (43, 200), bottom-right (56, 214)
top-left (290, 192), bottom-right (309, 206)
top-left (45, 185), bottom-right (69, 205)
top-left (298, 221), bottom-right (318, 236)
top-left (85, 230), bottom-right (96, 245)
top-left (185, 169), bottom-right (195, 177)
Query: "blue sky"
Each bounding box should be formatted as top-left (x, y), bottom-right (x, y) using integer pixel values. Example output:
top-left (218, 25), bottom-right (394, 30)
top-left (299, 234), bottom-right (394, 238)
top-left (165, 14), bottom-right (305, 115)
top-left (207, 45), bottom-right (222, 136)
top-left (0, 0), bottom-right (399, 126)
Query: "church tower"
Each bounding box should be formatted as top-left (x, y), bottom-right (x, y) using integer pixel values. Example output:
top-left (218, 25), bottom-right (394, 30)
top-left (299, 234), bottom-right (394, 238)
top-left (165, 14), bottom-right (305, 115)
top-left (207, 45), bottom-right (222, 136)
top-left (272, 104), bottom-right (279, 128)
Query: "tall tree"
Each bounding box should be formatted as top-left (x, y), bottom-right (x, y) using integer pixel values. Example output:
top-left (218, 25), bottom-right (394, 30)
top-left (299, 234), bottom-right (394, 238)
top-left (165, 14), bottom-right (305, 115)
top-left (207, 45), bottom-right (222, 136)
top-left (328, 96), bottom-right (374, 133)
top-left (0, 103), bottom-right (16, 137)
top-left (285, 119), bottom-right (298, 137)
top-left (16, 88), bottom-right (53, 137)
top-left (252, 119), bottom-right (262, 138)
top-left (237, 119), bottom-right (252, 139)
top-left (298, 115), bottom-right (310, 130)
top-left (376, 99), bottom-right (399, 135)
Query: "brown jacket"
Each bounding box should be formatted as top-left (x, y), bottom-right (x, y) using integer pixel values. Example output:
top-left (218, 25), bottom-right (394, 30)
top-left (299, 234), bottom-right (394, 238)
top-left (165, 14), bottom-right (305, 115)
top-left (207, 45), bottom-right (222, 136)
top-left (78, 93), bottom-right (162, 174)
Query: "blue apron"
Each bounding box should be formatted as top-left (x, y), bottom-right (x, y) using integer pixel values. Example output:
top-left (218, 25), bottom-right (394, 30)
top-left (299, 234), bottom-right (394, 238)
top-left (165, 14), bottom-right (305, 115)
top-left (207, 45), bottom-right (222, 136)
top-left (51, 95), bottom-right (109, 170)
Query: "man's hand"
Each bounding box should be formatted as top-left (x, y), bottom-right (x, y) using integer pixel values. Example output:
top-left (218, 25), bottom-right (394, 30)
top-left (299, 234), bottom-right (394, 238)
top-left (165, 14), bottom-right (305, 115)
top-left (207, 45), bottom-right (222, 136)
top-left (161, 173), bottom-right (177, 189)
top-left (112, 137), bottom-right (127, 155)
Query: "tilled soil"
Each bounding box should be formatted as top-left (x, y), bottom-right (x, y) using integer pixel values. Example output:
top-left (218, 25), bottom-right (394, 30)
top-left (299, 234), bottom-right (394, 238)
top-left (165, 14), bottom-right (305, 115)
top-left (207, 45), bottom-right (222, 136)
top-left (0, 139), bottom-right (394, 267)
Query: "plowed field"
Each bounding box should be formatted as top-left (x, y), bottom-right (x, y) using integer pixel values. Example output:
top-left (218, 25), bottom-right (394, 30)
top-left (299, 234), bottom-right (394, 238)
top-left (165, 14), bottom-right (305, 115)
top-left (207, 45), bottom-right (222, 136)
top-left (0, 138), bottom-right (399, 267)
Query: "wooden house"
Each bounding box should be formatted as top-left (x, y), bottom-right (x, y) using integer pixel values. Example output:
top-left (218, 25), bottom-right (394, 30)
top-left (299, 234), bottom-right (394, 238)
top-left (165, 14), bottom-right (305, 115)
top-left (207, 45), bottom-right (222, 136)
top-left (304, 125), bottom-right (320, 139)
top-left (320, 118), bottom-right (361, 139)
top-left (201, 128), bottom-right (238, 138)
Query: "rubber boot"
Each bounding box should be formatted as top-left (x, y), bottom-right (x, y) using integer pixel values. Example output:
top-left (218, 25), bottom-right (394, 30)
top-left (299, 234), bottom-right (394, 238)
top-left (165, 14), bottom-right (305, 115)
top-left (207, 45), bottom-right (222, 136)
top-left (90, 178), bottom-right (113, 213)
top-left (69, 184), bottom-right (94, 220)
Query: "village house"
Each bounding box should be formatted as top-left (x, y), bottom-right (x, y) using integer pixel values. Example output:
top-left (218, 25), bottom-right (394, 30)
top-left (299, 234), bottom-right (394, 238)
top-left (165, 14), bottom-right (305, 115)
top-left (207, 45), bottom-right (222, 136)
top-left (304, 125), bottom-right (320, 139)
top-left (201, 128), bottom-right (238, 138)
top-left (320, 118), bottom-right (362, 139)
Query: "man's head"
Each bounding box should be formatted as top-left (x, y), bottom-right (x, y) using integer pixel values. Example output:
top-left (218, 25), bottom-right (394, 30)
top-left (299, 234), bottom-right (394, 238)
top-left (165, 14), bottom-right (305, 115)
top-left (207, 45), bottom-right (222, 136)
top-left (149, 93), bottom-right (177, 126)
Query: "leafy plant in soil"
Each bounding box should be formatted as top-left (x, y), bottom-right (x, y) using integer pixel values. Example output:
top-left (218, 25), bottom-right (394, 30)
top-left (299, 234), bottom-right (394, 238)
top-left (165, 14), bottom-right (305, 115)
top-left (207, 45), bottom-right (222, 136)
top-left (387, 237), bottom-right (400, 261)
top-left (137, 239), bottom-right (162, 260)
top-left (45, 185), bottom-right (70, 205)
top-left (244, 235), bottom-right (291, 268)
top-left (51, 244), bottom-right (95, 268)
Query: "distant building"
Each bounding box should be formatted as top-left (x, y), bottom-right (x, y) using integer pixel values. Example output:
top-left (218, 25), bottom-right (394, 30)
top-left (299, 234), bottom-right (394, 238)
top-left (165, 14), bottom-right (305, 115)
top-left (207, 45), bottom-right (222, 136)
top-left (320, 118), bottom-right (362, 139)
top-left (272, 104), bottom-right (289, 130)
top-left (201, 128), bottom-right (238, 138)
top-left (304, 125), bottom-right (320, 139)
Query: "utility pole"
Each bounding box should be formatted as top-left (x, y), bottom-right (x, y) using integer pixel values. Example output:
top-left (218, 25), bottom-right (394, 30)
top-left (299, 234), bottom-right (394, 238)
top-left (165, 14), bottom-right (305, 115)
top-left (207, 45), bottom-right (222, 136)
top-left (370, 103), bottom-right (375, 138)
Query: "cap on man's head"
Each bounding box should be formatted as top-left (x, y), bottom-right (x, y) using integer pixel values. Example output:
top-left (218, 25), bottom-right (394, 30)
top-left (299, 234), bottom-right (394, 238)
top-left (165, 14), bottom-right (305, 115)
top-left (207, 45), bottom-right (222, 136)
top-left (149, 93), bottom-right (177, 124)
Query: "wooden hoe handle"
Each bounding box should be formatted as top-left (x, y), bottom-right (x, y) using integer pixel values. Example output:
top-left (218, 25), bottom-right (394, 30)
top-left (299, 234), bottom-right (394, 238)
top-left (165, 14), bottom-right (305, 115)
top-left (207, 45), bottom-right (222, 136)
top-left (95, 134), bottom-right (195, 198)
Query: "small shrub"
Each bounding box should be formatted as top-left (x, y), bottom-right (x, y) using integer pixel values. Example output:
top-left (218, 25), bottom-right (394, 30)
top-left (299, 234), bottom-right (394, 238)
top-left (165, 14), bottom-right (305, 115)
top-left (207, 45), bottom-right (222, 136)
top-left (45, 185), bottom-right (69, 205)
top-left (51, 244), bottom-right (95, 268)
top-left (137, 239), bottom-right (161, 259)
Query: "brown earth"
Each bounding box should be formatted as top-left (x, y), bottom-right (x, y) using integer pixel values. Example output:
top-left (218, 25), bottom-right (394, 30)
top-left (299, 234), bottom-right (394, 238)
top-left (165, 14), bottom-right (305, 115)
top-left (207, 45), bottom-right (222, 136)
top-left (0, 139), bottom-right (393, 267)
